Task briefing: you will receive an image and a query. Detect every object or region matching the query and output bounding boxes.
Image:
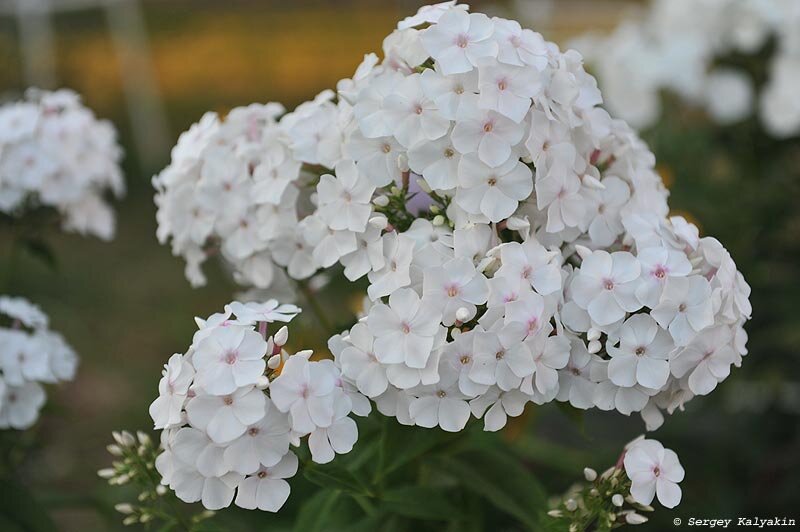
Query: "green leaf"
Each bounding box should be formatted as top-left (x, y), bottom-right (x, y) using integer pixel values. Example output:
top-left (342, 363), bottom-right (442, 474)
top-left (303, 465), bottom-right (370, 497)
top-left (0, 475), bottom-right (57, 531)
top-left (381, 424), bottom-right (450, 477)
top-left (380, 485), bottom-right (458, 521)
top-left (18, 237), bottom-right (57, 271)
top-left (293, 489), bottom-right (341, 532)
top-left (438, 448), bottom-right (546, 528)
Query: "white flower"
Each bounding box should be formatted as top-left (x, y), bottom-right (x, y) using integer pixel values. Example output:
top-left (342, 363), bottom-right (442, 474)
top-left (398, 1), bottom-right (467, 30)
top-left (670, 326), bottom-right (736, 396)
top-left (408, 134), bottom-right (461, 191)
top-left (504, 291), bottom-right (550, 338)
top-left (607, 314), bottom-right (674, 389)
top-left (556, 338), bottom-right (596, 409)
top-left (469, 388), bottom-right (529, 431)
top-left (651, 276), bottom-right (714, 346)
top-left (308, 412), bottom-right (358, 464)
top-left (223, 399), bottom-right (291, 475)
top-left (454, 153), bottom-right (532, 221)
top-left (0, 382), bottom-right (46, 430)
top-left (150, 353), bottom-right (195, 429)
top-left (420, 9), bottom-right (498, 75)
top-left (339, 323), bottom-right (388, 398)
top-left (420, 67), bottom-right (479, 121)
top-left (368, 288), bottom-right (442, 370)
top-left (186, 386), bottom-right (266, 444)
top-left (367, 232), bottom-right (415, 300)
top-left (478, 62), bottom-right (542, 122)
top-left (235, 452), bottom-right (298, 512)
top-left (408, 363), bottom-right (472, 432)
top-left (192, 326), bottom-right (267, 396)
top-left (492, 18), bottom-right (548, 69)
top-left (317, 160), bottom-right (375, 232)
top-left (345, 131), bottom-right (403, 187)
top-left (495, 239), bottom-right (562, 295)
top-left (571, 250), bottom-right (642, 326)
top-left (422, 257), bottom-right (489, 325)
top-left (624, 438), bottom-right (684, 509)
top-left (635, 247), bottom-right (692, 308)
top-left (525, 333), bottom-right (570, 396)
top-left (451, 104), bottom-right (525, 167)
top-left (469, 325), bottom-right (532, 391)
top-left (269, 356), bottom-right (340, 435)
top-left (384, 74), bottom-right (450, 148)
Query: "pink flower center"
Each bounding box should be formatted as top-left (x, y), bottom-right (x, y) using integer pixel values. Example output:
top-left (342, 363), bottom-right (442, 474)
top-left (602, 279), bottom-right (615, 291)
top-left (446, 285), bottom-right (460, 297)
top-left (401, 322), bottom-right (411, 334)
top-left (225, 351), bottom-right (238, 365)
top-left (497, 79), bottom-right (508, 91)
top-left (483, 121), bottom-right (494, 133)
top-left (653, 266), bottom-right (667, 279)
top-left (456, 34), bottom-right (469, 48)
top-left (652, 466), bottom-right (661, 477)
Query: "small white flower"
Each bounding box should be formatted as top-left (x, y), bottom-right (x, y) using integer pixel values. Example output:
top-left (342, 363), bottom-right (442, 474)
top-left (186, 386), bottom-right (266, 444)
top-left (421, 9), bottom-right (498, 75)
top-left (192, 326), bottom-right (267, 396)
top-left (651, 276), bottom-right (714, 346)
top-left (624, 438), bottom-right (684, 509)
top-left (408, 363), bottom-right (472, 432)
top-left (570, 250), bottom-right (642, 326)
top-left (317, 160), bottom-right (376, 232)
top-left (223, 399), bottom-right (291, 475)
top-left (269, 356), bottom-right (337, 435)
top-left (422, 257), bottom-right (489, 325)
top-left (150, 353), bottom-right (195, 429)
top-left (607, 314), bottom-right (675, 389)
top-left (235, 452), bottom-right (298, 512)
top-left (368, 288), bottom-right (442, 370)
top-left (451, 104), bottom-right (525, 167)
top-left (454, 153), bottom-right (532, 221)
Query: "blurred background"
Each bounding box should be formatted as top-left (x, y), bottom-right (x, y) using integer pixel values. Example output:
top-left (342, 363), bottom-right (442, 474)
top-left (0, 0), bottom-right (797, 530)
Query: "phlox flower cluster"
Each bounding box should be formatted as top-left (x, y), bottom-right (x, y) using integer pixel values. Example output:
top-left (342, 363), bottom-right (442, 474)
top-left (152, 2), bottom-right (753, 514)
top-left (0, 296), bottom-right (78, 429)
top-left (153, 94), bottom-right (348, 288)
top-left (0, 88), bottom-right (125, 239)
top-left (570, 0), bottom-right (800, 137)
top-left (149, 300), bottom-right (368, 512)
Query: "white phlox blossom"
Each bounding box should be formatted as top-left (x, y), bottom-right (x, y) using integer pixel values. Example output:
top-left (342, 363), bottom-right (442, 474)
top-left (150, 301), bottom-right (364, 512)
top-left (0, 296), bottom-right (77, 430)
top-left (151, 5), bottom-right (754, 514)
top-left (623, 437), bottom-right (684, 509)
top-left (571, 0), bottom-right (800, 138)
top-left (0, 89), bottom-right (124, 239)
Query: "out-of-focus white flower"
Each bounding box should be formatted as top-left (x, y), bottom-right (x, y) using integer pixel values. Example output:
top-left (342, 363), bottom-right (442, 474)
top-left (0, 88), bottom-right (124, 239)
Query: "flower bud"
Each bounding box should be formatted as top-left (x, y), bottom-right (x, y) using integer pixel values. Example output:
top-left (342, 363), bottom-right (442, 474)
top-left (373, 195), bottom-right (389, 207)
top-left (415, 177), bottom-right (431, 194)
top-left (575, 245), bottom-right (592, 260)
top-left (256, 375), bottom-right (270, 389)
top-left (587, 328), bottom-right (601, 341)
top-left (267, 354), bottom-right (282, 369)
top-left (625, 512), bottom-right (648, 525)
top-left (274, 326), bottom-right (289, 346)
top-left (432, 215), bottom-right (445, 226)
top-left (565, 498), bottom-right (577, 511)
top-left (136, 431), bottom-right (151, 446)
top-left (97, 468), bottom-right (115, 479)
top-left (369, 216), bottom-right (389, 230)
top-left (397, 153), bottom-right (410, 173)
top-left (455, 307), bottom-right (470, 322)
top-left (583, 467), bottom-right (597, 481)
top-left (612, 494), bottom-right (624, 507)
top-left (588, 340), bottom-right (602, 354)
top-left (547, 510), bottom-right (563, 518)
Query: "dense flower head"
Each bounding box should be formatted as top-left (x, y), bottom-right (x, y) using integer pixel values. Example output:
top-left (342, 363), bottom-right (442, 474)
top-left (0, 88), bottom-right (125, 239)
top-left (152, 3), bottom-right (753, 513)
top-left (0, 295), bottom-right (78, 429)
top-left (149, 300), bottom-right (365, 512)
top-left (571, 0), bottom-right (800, 137)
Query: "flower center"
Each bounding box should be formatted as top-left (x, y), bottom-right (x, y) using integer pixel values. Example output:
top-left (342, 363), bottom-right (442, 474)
top-left (653, 266), bottom-right (667, 279)
top-left (460, 355), bottom-right (472, 365)
top-left (483, 122), bottom-right (494, 133)
top-left (444, 148), bottom-right (455, 158)
top-left (602, 279), bottom-right (615, 291)
top-left (487, 177), bottom-right (497, 186)
top-left (678, 303), bottom-right (687, 312)
top-left (495, 350), bottom-right (505, 360)
top-left (652, 466), bottom-right (661, 477)
top-left (258, 470), bottom-right (268, 479)
top-left (414, 104), bottom-right (424, 115)
top-left (437, 390), bottom-right (447, 398)
top-left (635, 346), bottom-right (646, 356)
top-left (248, 427), bottom-right (260, 436)
top-left (223, 395), bottom-right (234, 406)
top-left (497, 79), bottom-right (508, 91)
top-left (225, 350), bottom-right (238, 365)
top-left (446, 285), bottom-right (460, 297)
top-left (456, 34), bottom-right (469, 48)
top-left (401, 322), bottom-right (411, 334)
top-left (382, 143), bottom-right (392, 154)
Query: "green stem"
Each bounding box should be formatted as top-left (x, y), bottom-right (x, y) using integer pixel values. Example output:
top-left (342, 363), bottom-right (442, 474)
top-left (351, 494), bottom-right (377, 516)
